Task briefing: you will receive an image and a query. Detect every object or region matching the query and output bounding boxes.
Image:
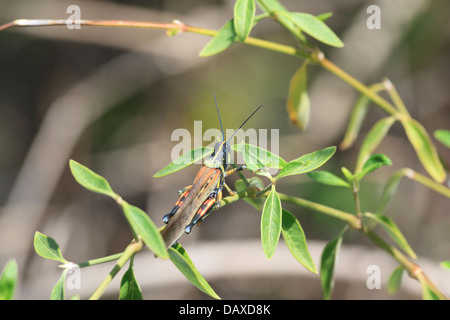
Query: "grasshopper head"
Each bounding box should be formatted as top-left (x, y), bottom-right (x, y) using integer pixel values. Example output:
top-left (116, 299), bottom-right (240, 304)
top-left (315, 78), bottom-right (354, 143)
top-left (204, 141), bottom-right (231, 169)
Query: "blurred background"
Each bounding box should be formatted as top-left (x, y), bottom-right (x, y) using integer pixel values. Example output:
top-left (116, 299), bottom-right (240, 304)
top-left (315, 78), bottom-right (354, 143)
top-left (0, 0), bottom-right (449, 300)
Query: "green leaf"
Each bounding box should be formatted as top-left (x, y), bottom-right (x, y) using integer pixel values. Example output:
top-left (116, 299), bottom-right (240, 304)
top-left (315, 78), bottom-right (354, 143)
top-left (356, 153), bottom-right (392, 182)
top-left (50, 270), bottom-right (67, 300)
top-left (320, 228), bottom-right (346, 300)
top-left (232, 143), bottom-right (287, 178)
top-left (153, 147), bottom-right (213, 178)
top-left (284, 12), bottom-right (344, 47)
top-left (261, 185), bottom-right (282, 259)
top-left (281, 210), bottom-right (316, 273)
top-left (387, 265), bottom-right (404, 294)
top-left (421, 282), bottom-right (442, 300)
top-left (440, 260), bottom-right (450, 271)
top-left (340, 97), bottom-right (371, 150)
top-left (69, 160), bottom-right (116, 198)
top-left (34, 232), bottom-right (68, 263)
top-left (364, 212), bottom-right (416, 259)
top-left (275, 146), bottom-right (336, 181)
top-left (401, 118), bottom-right (446, 183)
top-left (434, 129), bottom-right (450, 148)
top-left (0, 259), bottom-right (18, 300)
top-left (286, 61), bottom-right (310, 130)
top-left (341, 167), bottom-right (354, 182)
top-left (256, 0), bottom-right (303, 39)
top-left (355, 116), bottom-right (396, 173)
top-left (119, 263), bottom-right (143, 300)
top-left (233, 143), bottom-right (287, 169)
top-left (316, 12), bottom-right (333, 22)
top-left (234, 0), bottom-right (255, 41)
top-left (199, 19), bottom-right (237, 57)
top-left (375, 170), bottom-right (405, 214)
top-left (169, 244), bottom-right (220, 299)
top-left (122, 202), bottom-right (168, 259)
top-left (235, 177), bottom-right (265, 210)
top-left (340, 82), bottom-right (385, 151)
top-left (307, 171), bottom-right (350, 188)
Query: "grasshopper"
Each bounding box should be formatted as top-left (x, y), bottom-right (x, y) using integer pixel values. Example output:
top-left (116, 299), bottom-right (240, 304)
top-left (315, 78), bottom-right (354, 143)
top-left (161, 94), bottom-right (263, 248)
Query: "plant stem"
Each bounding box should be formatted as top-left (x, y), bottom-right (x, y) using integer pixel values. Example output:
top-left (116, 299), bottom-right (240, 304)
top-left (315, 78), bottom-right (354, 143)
top-left (89, 239), bottom-right (143, 300)
top-left (0, 19), bottom-right (186, 31)
top-left (60, 252), bottom-right (123, 269)
top-left (220, 189), bottom-right (249, 207)
top-left (316, 57), bottom-right (399, 116)
top-left (378, 168), bottom-right (450, 215)
top-left (255, 183), bottom-right (272, 197)
top-left (363, 226), bottom-right (446, 299)
top-left (382, 78), bottom-right (411, 117)
top-left (0, 19), bottom-right (401, 119)
top-left (276, 192), bottom-right (361, 229)
top-left (409, 169), bottom-right (450, 198)
top-left (352, 185), bottom-right (362, 218)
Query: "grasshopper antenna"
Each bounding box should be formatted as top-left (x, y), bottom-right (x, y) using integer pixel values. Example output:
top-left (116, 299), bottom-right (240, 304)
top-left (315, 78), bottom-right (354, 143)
top-left (227, 104), bottom-right (264, 144)
top-left (213, 90), bottom-right (225, 142)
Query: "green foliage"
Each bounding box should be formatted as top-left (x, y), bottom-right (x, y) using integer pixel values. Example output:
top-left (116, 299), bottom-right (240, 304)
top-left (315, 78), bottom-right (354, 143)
top-left (22, 0), bottom-right (449, 301)
top-left (320, 228), bottom-right (346, 300)
top-left (234, 0), bottom-right (255, 41)
top-left (340, 85), bottom-right (385, 150)
top-left (401, 118), bottom-right (446, 183)
top-left (153, 147), bottom-right (213, 177)
top-left (50, 270), bottom-right (67, 300)
top-left (0, 259), bottom-right (18, 300)
top-left (440, 261), bottom-right (450, 271)
top-left (119, 261), bottom-right (143, 300)
top-left (169, 244), bottom-right (220, 299)
top-left (34, 232), bottom-right (68, 264)
top-left (256, 0), bottom-right (342, 47)
top-left (286, 61), bottom-right (310, 130)
top-left (421, 282), bottom-right (442, 300)
top-left (355, 116), bottom-right (396, 173)
top-left (199, 19), bottom-right (237, 57)
top-left (387, 265), bottom-right (404, 294)
top-left (364, 213), bottom-right (416, 259)
top-left (434, 129), bottom-right (450, 148)
top-left (275, 146), bottom-right (336, 181)
top-left (235, 177), bottom-right (265, 210)
top-left (232, 143), bottom-right (287, 172)
top-left (69, 160), bottom-right (116, 198)
top-left (279, 12), bottom-right (343, 47)
top-left (261, 185), bottom-right (282, 259)
top-left (307, 171), bottom-right (350, 188)
top-left (70, 160), bottom-right (168, 259)
top-left (355, 154), bottom-right (392, 182)
top-left (281, 210), bottom-right (316, 273)
top-left (122, 202), bottom-right (168, 259)
top-left (200, 0), bottom-right (344, 58)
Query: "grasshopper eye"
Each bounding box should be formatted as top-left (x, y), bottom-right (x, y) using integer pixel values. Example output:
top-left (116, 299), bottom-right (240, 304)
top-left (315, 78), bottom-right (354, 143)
top-left (214, 142), bottom-right (222, 153)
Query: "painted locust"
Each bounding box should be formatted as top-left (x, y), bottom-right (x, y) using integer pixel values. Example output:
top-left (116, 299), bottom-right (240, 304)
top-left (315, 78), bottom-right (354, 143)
top-left (161, 95), bottom-right (263, 248)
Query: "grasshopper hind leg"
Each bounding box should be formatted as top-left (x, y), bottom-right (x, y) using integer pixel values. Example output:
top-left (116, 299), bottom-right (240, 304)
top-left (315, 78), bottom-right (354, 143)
top-left (163, 186), bottom-right (192, 224)
top-left (185, 186), bottom-right (223, 234)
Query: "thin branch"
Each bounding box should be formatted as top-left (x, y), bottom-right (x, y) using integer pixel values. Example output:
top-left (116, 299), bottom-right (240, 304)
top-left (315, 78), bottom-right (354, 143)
top-left (89, 239), bottom-right (143, 300)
